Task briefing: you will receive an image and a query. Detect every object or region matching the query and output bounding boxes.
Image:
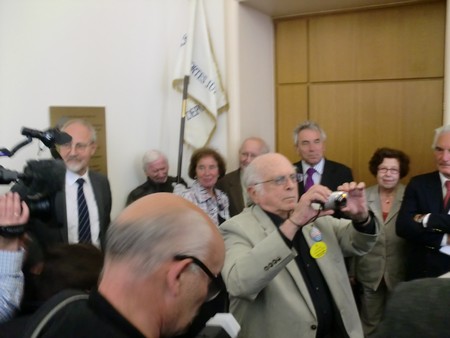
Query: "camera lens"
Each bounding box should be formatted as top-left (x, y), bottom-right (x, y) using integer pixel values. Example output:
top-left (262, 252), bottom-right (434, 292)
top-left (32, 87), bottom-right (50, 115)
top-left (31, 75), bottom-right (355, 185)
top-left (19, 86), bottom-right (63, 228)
top-left (322, 191), bottom-right (347, 210)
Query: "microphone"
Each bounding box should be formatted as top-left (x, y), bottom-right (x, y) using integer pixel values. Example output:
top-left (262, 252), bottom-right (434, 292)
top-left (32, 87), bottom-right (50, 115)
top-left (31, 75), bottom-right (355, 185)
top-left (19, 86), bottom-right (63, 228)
top-left (21, 127), bottom-right (72, 148)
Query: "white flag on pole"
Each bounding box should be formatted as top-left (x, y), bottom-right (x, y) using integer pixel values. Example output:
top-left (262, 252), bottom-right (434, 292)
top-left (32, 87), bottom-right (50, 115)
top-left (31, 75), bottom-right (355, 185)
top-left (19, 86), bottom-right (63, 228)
top-left (172, 0), bottom-right (228, 149)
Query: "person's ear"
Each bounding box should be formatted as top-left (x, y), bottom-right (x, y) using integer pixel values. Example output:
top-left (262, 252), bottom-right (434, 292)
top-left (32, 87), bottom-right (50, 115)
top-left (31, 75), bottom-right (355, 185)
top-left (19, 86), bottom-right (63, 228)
top-left (89, 142), bottom-right (97, 155)
top-left (247, 186), bottom-right (259, 204)
top-left (166, 258), bottom-right (192, 299)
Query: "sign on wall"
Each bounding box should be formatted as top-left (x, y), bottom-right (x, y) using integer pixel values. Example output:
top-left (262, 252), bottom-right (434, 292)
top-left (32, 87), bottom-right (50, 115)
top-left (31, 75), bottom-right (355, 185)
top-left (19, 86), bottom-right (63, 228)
top-left (50, 106), bottom-right (107, 176)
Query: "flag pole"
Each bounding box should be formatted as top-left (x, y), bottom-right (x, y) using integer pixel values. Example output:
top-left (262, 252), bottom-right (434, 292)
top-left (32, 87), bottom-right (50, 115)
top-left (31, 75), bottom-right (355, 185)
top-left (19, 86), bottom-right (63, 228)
top-left (176, 75), bottom-right (189, 183)
top-left (176, 0), bottom-right (197, 183)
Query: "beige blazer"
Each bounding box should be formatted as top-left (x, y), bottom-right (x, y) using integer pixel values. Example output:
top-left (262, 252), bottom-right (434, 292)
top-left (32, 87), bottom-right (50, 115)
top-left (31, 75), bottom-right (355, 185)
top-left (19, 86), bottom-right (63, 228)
top-left (220, 205), bottom-right (379, 338)
top-left (354, 184), bottom-right (407, 291)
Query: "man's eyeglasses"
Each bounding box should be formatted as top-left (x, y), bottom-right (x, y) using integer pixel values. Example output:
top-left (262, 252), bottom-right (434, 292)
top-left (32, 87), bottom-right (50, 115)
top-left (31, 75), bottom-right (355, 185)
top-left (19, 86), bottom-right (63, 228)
top-left (378, 167), bottom-right (400, 175)
top-left (59, 142), bottom-right (93, 152)
top-left (174, 254), bottom-right (224, 302)
top-left (253, 173), bottom-right (299, 186)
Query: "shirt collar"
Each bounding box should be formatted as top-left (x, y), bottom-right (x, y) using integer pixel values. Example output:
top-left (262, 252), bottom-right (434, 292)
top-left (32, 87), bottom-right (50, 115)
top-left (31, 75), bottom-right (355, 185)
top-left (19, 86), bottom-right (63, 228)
top-left (66, 169), bottom-right (90, 185)
top-left (301, 158), bottom-right (325, 175)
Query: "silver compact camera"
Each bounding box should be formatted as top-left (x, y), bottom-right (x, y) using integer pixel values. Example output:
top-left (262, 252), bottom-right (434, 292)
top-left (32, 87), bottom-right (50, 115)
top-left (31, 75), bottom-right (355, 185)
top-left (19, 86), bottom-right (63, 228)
top-left (322, 191), bottom-right (347, 210)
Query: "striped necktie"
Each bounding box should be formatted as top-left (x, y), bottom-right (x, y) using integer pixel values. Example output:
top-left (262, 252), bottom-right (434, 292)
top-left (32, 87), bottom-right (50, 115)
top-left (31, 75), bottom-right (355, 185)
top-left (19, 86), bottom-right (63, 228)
top-left (76, 178), bottom-right (91, 243)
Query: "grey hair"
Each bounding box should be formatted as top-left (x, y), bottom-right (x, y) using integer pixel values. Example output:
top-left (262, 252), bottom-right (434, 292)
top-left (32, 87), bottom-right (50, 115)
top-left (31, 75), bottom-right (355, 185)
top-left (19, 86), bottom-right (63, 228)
top-left (293, 120), bottom-right (327, 146)
top-left (432, 125), bottom-right (450, 149)
top-left (242, 157), bottom-right (265, 191)
top-left (142, 149), bottom-right (167, 171)
top-left (105, 209), bottom-right (212, 276)
top-left (61, 119), bottom-right (97, 143)
top-left (240, 137), bottom-right (270, 154)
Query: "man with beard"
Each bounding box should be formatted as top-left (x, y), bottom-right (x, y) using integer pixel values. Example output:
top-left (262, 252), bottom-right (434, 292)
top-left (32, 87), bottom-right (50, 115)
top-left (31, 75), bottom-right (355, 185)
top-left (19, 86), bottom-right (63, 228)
top-left (28, 119), bottom-right (112, 251)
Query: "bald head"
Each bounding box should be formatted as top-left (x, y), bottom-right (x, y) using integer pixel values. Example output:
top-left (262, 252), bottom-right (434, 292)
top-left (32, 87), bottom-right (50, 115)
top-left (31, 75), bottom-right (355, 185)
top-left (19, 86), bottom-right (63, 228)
top-left (100, 193), bottom-right (226, 337)
top-left (244, 153), bottom-right (298, 218)
top-left (244, 153), bottom-right (293, 187)
top-left (239, 137), bottom-right (270, 170)
top-left (106, 193), bottom-right (224, 275)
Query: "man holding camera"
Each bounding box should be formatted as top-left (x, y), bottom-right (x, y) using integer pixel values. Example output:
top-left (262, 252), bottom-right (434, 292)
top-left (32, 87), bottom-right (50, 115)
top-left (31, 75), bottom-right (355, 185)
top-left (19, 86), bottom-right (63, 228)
top-left (220, 153), bottom-right (378, 338)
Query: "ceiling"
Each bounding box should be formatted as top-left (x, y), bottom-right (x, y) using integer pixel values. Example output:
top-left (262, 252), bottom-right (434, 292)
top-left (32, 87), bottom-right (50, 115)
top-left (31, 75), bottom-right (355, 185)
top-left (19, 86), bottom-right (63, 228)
top-left (237, 0), bottom-right (435, 18)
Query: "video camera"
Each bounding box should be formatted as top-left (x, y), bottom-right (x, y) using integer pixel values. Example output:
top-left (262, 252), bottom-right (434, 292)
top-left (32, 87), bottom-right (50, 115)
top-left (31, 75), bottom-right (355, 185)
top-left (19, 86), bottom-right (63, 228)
top-left (0, 127), bottom-right (71, 221)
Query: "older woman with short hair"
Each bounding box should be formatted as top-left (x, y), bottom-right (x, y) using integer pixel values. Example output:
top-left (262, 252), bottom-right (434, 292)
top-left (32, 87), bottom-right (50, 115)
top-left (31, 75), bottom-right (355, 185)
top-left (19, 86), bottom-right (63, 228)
top-left (353, 147), bottom-right (410, 336)
top-left (175, 147), bottom-right (229, 226)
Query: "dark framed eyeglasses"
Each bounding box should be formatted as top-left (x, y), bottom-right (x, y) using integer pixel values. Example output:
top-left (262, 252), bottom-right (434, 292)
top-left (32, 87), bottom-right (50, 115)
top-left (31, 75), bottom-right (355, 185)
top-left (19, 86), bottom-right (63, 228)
top-left (377, 167), bottom-right (400, 175)
top-left (253, 173), bottom-right (299, 186)
top-left (174, 254), bottom-right (224, 302)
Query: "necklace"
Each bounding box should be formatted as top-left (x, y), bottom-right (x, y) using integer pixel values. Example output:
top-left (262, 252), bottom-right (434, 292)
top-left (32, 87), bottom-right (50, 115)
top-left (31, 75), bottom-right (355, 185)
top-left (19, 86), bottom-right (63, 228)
top-left (380, 192), bottom-right (394, 204)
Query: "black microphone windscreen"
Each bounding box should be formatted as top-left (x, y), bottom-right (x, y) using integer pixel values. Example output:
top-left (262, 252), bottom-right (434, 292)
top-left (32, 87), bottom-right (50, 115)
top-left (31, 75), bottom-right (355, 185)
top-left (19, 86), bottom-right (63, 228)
top-left (54, 130), bottom-right (72, 145)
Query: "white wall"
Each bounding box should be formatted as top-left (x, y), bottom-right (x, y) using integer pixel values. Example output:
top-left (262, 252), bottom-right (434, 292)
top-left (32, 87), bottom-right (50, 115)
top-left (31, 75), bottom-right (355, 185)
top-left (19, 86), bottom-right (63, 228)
top-left (0, 0), bottom-right (274, 218)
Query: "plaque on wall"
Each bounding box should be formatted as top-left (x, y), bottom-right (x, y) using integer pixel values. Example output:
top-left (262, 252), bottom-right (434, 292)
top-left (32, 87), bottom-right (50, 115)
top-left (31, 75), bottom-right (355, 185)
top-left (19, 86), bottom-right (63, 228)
top-left (50, 106), bottom-right (107, 176)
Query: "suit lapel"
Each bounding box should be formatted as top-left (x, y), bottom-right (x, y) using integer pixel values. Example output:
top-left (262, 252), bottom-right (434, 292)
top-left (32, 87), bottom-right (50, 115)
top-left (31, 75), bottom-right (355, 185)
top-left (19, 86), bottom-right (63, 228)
top-left (366, 186), bottom-right (383, 223)
top-left (252, 207), bottom-right (317, 317)
top-left (89, 172), bottom-right (103, 230)
top-left (385, 185), bottom-right (405, 224)
top-left (55, 189), bottom-right (68, 243)
top-left (229, 170), bottom-right (244, 210)
top-left (427, 172), bottom-right (445, 213)
top-left (320, 160), bottom-right (333, 187)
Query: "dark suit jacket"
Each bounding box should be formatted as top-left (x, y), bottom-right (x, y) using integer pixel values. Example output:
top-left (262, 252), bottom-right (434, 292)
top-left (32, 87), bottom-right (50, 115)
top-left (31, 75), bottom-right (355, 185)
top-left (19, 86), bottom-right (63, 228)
top-left (396, 171), bottom-right (450, 280)
top-left (293, 159), bottom-right (354, 197)
top-left (25, 169), bottom-right (112, 252)
top-left (125, 176), bottom-right (184, 206)
top-left (216, 169), bottom-right (244, 217)
top-left (370, 278), bottom-right (450, 338)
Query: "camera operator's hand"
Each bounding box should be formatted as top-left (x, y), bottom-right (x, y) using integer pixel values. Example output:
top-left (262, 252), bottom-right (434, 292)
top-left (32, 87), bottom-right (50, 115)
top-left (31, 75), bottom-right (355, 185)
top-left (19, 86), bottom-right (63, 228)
top-left (0, 192), bottom-right (29, 251)
top-left (337, 181), bottom-right (369, 223)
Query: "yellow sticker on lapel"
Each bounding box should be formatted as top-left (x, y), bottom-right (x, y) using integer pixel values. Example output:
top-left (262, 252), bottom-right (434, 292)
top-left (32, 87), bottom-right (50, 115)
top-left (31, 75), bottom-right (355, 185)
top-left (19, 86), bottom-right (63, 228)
top-left (310, 242), bottom-right (327, 259)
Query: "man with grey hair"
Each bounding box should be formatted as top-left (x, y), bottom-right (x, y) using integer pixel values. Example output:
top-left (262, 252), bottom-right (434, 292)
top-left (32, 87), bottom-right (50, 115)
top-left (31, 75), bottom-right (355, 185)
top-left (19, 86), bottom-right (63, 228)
top-left (19, 193), bottom-right (225, 337)
top-left (293, 120), bottom-right (353, 198)
top-left (17, 118), bottom-right (111, 251)
top-left (126, 149), bottom-right (186, 206)
top-left (221, 152), bottom-right (378, 338)
top-left (397, 124), bottom-right (450, 280)
top-left (216, 137), bottom-right (270, 216)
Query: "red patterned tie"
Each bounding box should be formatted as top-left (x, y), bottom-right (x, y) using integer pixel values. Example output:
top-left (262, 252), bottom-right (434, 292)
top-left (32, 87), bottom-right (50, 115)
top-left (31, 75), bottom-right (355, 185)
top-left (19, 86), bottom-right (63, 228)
top-left (444, 181), bottom-right (450, 210)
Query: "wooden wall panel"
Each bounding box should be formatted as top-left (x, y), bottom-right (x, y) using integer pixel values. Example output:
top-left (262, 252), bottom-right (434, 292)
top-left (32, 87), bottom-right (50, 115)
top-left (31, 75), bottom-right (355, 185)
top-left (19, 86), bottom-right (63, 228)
top-left (275, 19), bottom-right (308, 84)
top-left (310, 80), bottom-right (443, 185)
top-left (276, 84), bottom-right (308, 161)
top-left (309, 1), bottom-right (445, 82)
top-left (275, 0), bottom-right (445, 187)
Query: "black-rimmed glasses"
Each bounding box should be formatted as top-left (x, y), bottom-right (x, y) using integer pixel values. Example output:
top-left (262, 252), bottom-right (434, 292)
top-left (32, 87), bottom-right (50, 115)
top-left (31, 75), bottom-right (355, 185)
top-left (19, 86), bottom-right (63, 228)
top-left (174, 254), bottom-right (224, 301)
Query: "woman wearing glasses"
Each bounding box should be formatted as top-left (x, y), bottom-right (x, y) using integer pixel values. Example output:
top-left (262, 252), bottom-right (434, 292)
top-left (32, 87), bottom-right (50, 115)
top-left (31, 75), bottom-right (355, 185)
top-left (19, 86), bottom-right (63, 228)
top-left (353, 147), bottom-right (410, 336)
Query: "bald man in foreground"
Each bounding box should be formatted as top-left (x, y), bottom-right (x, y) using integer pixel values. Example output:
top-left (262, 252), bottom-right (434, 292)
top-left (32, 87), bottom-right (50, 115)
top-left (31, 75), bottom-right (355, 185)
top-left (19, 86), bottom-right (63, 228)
top-left (20, 193), bottom-right (225, 338)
